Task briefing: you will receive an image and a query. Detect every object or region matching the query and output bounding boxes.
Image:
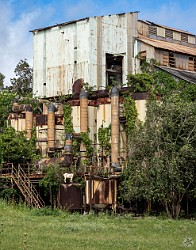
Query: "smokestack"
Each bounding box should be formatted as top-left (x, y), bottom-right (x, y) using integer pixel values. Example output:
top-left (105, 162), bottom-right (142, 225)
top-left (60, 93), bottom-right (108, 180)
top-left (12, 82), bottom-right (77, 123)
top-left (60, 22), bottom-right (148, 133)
top-left (80, 90), bottom-right (88, 160)
top-left (111, 86), bottom-right (120, 168)
top-left (25, 105), bottom-right (33, 140)
top-left (47, 103), bottom-right (55, 152)
top-left (80, 90), bottom-right (88, 133)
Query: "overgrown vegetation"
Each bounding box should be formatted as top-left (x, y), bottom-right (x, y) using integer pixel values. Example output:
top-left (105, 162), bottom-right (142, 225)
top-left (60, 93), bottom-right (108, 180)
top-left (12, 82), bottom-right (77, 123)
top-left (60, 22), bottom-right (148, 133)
top-left (10, 59), bottom-right (33, 96)
top-left (39, 165), bottom-right (62, 208)
top-left (98, 124), bottom-right (111, 156)
top-left (0, 127), bottom-right (38, 165)
top-left (121, 60), bottom-right (196, 219)
top-left (80, 132), bottom-right (94, 158)
top-left (123, 95), bottom-right (137, 137)
top-left (63, 103), bottom-right (73, 134)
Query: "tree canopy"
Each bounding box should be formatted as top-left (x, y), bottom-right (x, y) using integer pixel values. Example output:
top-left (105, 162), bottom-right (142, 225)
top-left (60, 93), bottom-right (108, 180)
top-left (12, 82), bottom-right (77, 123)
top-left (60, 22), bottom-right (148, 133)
top-left (0, 72), bottom-right (5, 90)
top-left (120, 63), bottom-right (196, 218)
top-left (10, 59), bottom-right (33, 96)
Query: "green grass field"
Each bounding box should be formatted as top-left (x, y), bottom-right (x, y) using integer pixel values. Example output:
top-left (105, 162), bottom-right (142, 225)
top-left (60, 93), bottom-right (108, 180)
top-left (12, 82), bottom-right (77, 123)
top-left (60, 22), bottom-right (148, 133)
top-left (0, 201), bottom-right (195, 250)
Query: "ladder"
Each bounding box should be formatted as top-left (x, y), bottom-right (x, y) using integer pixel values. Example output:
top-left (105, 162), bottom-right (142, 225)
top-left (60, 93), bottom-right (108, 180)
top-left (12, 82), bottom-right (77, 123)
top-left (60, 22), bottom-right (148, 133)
top-left (12, 165), bottom-right (45, 208)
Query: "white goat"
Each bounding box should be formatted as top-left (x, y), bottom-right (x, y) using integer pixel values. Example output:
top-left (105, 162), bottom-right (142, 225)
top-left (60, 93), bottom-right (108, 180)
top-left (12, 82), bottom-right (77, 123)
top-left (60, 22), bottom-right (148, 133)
top-left (63, 173), bottom-right (74, 183)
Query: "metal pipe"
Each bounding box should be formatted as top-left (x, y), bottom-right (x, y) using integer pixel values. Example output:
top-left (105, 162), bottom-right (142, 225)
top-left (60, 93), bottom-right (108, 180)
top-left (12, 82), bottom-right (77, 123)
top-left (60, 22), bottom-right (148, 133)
top-left (111, 86), bottom-right (120, 168)
top-left (80, 90), bottom-right (88, 160)
top-left (47, 103), bottom-right (55, 152)
top-left (25, 105), bottom-right (33, 140)
top-left (64, 133), bottom-right (72, 154)
top-left (80, 90), bottom-right (88, 133)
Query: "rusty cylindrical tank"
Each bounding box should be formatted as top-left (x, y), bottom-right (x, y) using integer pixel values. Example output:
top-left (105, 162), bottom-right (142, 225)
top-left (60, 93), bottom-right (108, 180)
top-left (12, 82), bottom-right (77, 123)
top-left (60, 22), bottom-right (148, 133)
top-left (25, 105), bottom-right (33, 140)
top-left (47, 103), bottom-right (55, 152)
top-left (111, 86), bottom-right (120, 168)
top-left (80, 90), bottom-right (88, 160)
top-left (64, 133), bottom-right (72, 154)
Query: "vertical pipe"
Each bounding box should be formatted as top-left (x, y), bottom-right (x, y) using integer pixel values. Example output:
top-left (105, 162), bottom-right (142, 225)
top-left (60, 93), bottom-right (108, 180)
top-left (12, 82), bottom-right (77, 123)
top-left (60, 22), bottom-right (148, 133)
top-left (80, 90), bottom-right (88, 133)
top-left (111, 86), bottom-right (120, 167)
top-left (25, 105), bottom-right (33, 140)
top-left (80, 90), bottom-right (88, 159)
top-left (47, 103), bottom-right (55, 152)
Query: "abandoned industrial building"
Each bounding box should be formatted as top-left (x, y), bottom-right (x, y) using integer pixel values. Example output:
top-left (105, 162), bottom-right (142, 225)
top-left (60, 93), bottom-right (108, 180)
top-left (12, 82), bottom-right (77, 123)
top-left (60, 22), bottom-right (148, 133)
top-left (1, 12), bottom-right (196, 211)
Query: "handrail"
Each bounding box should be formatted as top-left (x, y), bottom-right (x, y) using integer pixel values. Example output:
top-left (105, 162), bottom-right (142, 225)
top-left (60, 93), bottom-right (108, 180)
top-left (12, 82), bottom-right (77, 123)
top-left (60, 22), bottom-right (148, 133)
top-left (11, 164), bottom-right (45, 208)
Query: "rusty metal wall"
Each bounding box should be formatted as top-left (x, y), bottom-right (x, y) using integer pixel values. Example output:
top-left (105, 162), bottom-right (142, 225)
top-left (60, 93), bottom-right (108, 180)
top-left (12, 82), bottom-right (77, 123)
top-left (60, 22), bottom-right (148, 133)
top-left (57, 184), bottom-right (83, 210)
top-left (85, 178), bottom-right (116, 206)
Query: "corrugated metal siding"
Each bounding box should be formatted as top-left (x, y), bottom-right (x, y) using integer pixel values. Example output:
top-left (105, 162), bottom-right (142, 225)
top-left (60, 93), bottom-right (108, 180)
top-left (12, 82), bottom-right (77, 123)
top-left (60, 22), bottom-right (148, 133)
top-left (55, 125), bottom-right (64, 148)
top-left (137, 21), bottom-right (149, 37)
top-left (175, 54), bottom-right (189, 70)
top-left (138, 35), bottom-right (196, 56)
top-left (33, 13), bottom-right (138, 97)
top-left (72, 106), bottom-right (80, 133)
top-left (85, 179), bottom-right (115, 205)
top-left (135, 100), bottom-right (146, 122)
top-left (36, 125), bottom-right (48, 157)
top-left (88, 106), bottom-right (97, 142)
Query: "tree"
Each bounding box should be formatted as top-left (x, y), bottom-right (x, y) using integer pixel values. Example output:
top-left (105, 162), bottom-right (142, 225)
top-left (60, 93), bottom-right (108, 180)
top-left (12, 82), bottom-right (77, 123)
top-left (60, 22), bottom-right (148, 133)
top-left (0, 90), bottom-right (16, 128)
top-left (39, 165), bottom-right (62, 208)
top-left (0, 72), bottom-right (5, 90)
top-left (120, 94), bottom-right (196, 219)
top-left (0, 127), bottom-right (38, 165)
top-left (10, 59), bottom-right (33, 96)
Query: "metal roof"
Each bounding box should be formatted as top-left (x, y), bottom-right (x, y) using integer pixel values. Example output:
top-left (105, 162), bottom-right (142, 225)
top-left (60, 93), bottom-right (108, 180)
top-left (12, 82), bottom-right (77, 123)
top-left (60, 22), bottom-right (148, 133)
top-left (30, 12), bottom-right (139, 33)
top-left (139, 20), bottom-right (195, 36)
top-left (137, 35), bottom-right (196, 56)
top-left (156, 66), bottom-right (196, 84)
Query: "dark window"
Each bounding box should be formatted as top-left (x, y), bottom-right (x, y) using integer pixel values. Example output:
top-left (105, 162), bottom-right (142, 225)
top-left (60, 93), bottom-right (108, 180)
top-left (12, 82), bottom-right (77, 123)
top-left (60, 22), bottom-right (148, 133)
top-left (106, 53), bottom-right (123, 87)
top-left (165, 29), bottom-right (173, 39)
top-left (181, 33), bottom-right (188, 43)
top-left (169, 52), bottom-right (175, 67)
top-left (188, 57), bottom-right (196, 71)
top-left (149, 25), bottom-right (157, 36)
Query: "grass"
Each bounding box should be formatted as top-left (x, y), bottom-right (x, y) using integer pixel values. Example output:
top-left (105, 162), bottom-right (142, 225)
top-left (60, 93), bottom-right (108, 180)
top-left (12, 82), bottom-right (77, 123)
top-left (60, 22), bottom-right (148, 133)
top-left (0, 201), bottom-right (196, 250)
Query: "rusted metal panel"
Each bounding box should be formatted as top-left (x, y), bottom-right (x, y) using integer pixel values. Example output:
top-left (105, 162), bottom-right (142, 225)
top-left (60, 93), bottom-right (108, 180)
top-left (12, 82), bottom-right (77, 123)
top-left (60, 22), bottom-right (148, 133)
top-left (137, 21), bottom-right (149, 37)
top-left (57, 183), bottom-right (83, 210)
top-left (138, 35), bottom-right (196, 56)
top-left (55, 115), bottom-right (63, 125)
top-left (85, 178), bottom-right (116, 206)
top-left (175, 54), bottom-right (189, 70)
top-left (36, 114), bottom-right (63, 126)
top-left (36, 115), bottom-right (47, 126)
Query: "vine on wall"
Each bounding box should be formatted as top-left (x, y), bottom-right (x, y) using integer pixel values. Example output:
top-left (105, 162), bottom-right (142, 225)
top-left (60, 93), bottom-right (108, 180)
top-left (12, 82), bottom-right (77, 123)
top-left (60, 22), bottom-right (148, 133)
top-left (80, 132), bottom-right (93, 158)
top-left (63, 103), bottom-right (73, 134)
top-left (98, 124), bottom-right (111, 156)
top-left (124, 95), bottom-right (137, 136)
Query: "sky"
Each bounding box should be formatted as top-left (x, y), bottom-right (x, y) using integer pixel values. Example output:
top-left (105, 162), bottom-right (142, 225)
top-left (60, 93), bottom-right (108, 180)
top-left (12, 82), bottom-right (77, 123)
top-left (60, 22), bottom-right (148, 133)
top-left (0, 0), bottom-right (195, 86)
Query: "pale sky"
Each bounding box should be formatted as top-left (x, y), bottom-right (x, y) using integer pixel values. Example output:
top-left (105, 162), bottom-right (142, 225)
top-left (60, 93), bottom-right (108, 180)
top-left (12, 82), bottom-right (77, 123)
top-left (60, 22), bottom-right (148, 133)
top-left (0, 0), bottom-right (195, 85)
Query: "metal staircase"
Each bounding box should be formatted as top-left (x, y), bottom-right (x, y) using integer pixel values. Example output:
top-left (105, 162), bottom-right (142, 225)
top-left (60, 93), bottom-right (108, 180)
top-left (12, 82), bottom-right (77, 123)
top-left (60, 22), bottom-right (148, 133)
top-left (12, 165), bottom-right (45, 208)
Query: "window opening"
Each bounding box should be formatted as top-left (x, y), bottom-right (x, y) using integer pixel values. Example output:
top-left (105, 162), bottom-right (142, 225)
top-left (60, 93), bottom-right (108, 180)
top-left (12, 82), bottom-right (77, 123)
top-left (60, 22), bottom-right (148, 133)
top-left (106, 53), bottom-right (123, 87)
